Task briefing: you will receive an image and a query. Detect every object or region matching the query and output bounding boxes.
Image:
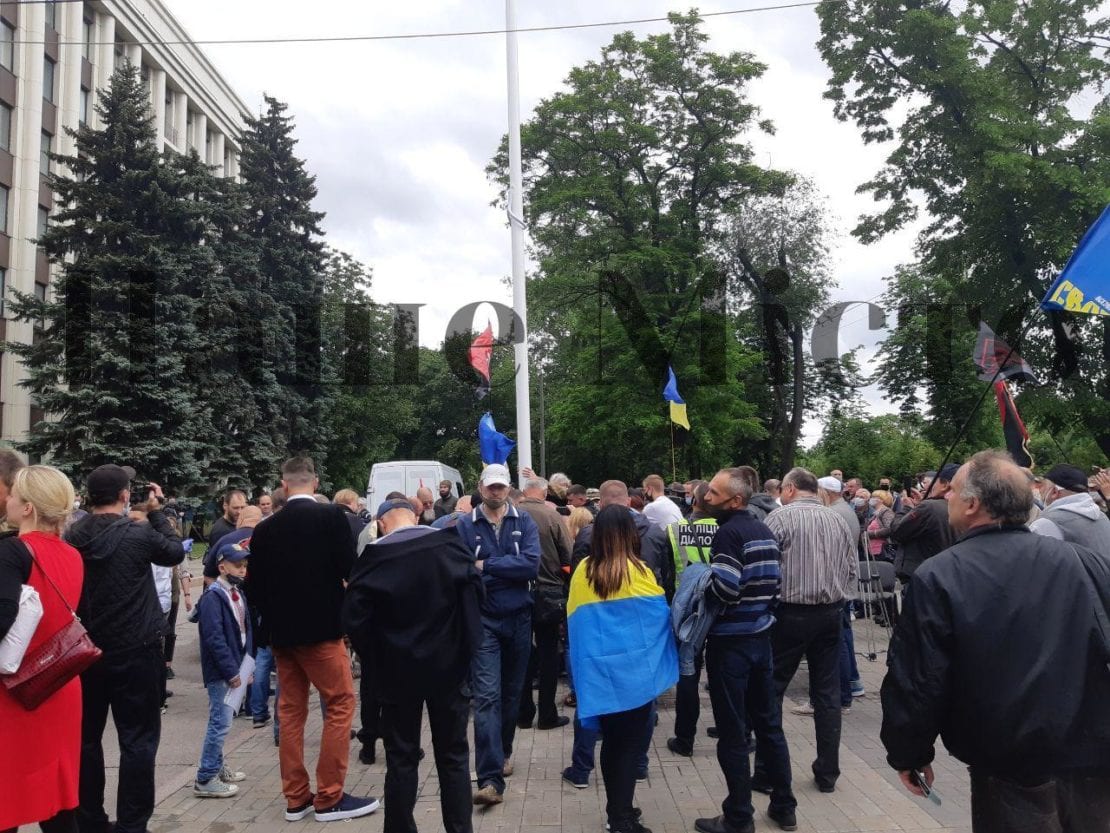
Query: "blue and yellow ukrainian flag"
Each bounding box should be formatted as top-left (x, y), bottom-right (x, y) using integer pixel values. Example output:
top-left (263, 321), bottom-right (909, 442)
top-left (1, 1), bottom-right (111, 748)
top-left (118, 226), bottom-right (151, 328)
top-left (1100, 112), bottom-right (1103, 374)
top-left (567, 559), bottom-right (679, 726)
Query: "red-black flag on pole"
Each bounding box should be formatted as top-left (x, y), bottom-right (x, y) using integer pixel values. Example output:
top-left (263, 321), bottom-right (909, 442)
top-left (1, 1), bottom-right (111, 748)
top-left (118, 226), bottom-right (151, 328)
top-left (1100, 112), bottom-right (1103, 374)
top-left (993, 381), bottom-right (1034, 468)
top-left (469, 323), bottom-right (494, 399)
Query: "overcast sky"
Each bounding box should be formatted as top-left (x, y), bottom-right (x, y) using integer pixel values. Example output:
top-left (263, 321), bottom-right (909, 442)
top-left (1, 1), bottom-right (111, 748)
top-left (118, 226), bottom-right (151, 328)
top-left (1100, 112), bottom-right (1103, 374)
top-left (170, 0), bottom-right (920, 444)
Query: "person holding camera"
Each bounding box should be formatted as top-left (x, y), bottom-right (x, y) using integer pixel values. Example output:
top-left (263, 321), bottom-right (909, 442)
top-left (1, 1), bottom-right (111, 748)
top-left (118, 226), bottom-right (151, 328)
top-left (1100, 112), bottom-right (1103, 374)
top-left (65, 465), bottom-right (184, 833)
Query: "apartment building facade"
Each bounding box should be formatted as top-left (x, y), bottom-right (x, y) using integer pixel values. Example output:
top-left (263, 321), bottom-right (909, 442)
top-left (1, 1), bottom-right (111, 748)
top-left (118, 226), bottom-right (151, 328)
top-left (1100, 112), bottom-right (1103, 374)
top-left (0, 0), bottom-right (250, 445)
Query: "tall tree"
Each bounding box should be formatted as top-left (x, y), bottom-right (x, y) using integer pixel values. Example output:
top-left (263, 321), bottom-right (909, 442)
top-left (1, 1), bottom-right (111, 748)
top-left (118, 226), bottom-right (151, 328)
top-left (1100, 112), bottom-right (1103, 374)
top-left (7, 64), bottom-right (208, 488)
top-left (238, 96), bottom-right (330, 465)
top-left (489, 14), bottom-right (784, 480)
top-left (817, 0), bottom-right (1110, 454)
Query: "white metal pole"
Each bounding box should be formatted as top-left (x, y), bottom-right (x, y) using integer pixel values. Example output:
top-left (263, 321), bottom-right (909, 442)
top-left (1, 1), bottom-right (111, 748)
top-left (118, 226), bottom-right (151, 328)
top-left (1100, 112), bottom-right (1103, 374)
top-left (505, 0), bottom-right (533, 480)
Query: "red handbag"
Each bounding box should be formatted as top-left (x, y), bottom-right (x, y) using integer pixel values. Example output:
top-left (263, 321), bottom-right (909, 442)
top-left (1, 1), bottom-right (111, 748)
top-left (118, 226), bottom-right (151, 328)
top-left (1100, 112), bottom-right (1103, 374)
top-left (1, 540), bottom-right (102, 710)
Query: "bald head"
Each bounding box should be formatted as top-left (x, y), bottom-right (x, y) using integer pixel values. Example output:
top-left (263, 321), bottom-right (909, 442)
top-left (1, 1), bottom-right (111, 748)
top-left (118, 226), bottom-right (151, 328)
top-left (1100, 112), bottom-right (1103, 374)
top-left (237, 506), bottom-right (263, 529)
top-left (599, 480), bottom-right (630, 508)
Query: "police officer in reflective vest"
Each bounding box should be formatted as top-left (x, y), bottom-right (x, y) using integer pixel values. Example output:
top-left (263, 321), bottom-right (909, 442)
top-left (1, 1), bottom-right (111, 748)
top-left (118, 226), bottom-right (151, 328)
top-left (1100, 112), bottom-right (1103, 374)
top-left (664, 482), bottom-right (718, 757)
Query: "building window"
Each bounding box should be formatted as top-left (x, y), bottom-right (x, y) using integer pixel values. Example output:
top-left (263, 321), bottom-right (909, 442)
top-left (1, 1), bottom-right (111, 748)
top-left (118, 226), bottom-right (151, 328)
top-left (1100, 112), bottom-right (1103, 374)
top-left (205, 129), bottom-right (212, 163)
top-left (37, 206), bottom-right (48, 241)
top-left (0, 186), bottom-right (8, 234)
top-left (164, 89), bottom-right (176, 144)
top-left (40, 131), bottom-right (52, 174)
top-left (0, 267), bottom-right (6, 318)
top-left (34, 282), bottom-right (46, 303)
top-left (223, 148), bottom-right (231, 177)
top-left (0, 103), bottom-right (11, 152)
top-left (186, 110), bottom-right (195, 149)
top-left (43, 57), bottom-right (56, 103)
top-left (114, 42), bottom-right (125, 69)
top-left (79, 88), bottom-right (90, 125)
top-left (82, 17), bottom-right (94, 60)
top-left (44, 1), bottom-right (57, 31)
top-left (141, 63), bottom-right (150, 91)
top-left (0, 22), bottom-right (13, 73)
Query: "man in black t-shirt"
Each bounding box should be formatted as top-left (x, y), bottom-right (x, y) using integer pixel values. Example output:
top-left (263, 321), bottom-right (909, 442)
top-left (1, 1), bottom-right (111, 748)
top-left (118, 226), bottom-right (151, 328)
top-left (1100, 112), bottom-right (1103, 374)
top-left (207, 488), bottom-right (247, 551)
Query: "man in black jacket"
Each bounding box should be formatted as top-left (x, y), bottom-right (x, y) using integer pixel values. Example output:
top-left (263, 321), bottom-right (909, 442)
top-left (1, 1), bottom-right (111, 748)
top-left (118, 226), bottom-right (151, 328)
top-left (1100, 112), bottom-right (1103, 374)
top-left (888, 464), bottom-right (957, 582)
top-left (248, 457), bottom-right (377, 823)
top-left (66, 465), bottom-right (184, 833)
top-left (343, 497), bottom-right (483, 833)
top-left (881, 451), bottom-right (1110, 832)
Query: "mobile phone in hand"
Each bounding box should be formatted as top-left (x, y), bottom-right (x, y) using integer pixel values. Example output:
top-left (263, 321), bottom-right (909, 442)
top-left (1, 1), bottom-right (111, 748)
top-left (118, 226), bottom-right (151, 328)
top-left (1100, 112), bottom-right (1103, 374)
top-left (912, 770), bottom-right (942, 806)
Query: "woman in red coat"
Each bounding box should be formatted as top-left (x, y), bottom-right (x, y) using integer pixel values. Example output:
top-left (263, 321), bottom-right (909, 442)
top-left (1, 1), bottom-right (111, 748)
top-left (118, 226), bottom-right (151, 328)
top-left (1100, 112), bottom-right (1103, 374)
top-left (0, 465), bottom-right (83, 833)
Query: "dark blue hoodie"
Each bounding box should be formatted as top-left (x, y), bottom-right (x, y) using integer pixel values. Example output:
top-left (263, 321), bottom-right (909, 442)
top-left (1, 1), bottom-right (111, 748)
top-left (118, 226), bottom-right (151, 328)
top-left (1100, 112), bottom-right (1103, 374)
top-left (455, 505), bottom-right (540, 617)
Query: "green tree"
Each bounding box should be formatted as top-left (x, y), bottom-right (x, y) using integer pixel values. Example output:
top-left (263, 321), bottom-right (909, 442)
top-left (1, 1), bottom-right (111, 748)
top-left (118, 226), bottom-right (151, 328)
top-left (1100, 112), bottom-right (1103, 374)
top-left (238, 96), bottom-right (331, 465)
top-left (7, 64), bottom-right (208, 488)
top-left (488, 14), bottom-right (784, 482)
top-left (817, 0), bottom-right (1110, 455)
top-left (803, 414), bottom-right (944, 485)
top-left (319, 250), bottom-right (416, 491)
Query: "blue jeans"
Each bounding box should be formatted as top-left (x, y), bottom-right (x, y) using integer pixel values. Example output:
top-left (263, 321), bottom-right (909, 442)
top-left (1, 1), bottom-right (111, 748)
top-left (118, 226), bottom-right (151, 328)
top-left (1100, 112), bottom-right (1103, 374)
top-left (471, 609), bottom-right (533, 792)
top-left (251, 646), bottom-right (275, 720)
top-left (197, 681), bottom-right (234, 783)
top-left (707, 634), bottom-right (796, 828)
top-left (568, 701), bottom-right (653, 778)
top-left (839, 604), bottom-right (859, 707)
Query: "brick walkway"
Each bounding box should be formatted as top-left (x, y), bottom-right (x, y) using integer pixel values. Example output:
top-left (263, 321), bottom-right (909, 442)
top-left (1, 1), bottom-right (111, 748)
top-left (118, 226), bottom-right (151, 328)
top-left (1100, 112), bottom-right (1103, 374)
top-left (142, 612), bottom-right (972, 833)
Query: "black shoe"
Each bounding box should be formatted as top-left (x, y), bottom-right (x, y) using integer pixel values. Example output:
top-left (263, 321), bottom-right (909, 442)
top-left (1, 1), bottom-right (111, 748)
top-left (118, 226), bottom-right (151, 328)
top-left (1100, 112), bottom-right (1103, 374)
top-left (750, 777), bottom-right (772, 795)
top-left (165, 667), bottom-right (175, 680)
top-left (163, 690), bottom-right (173, 699)
top-left (517, 718), bottom-right (534, 729)
top-left (536, 716), bottom-right (570, 730)
top-left (767, 808), bottom-right (798, 831)
top-left (666, 737), bottom-right (693, 757)
top-left (814, 778), bottom-right (836, 793)
top-left (694, 815), bottom-right (753, 833)
top-left (605, 808), bottom-right (645, 831)
top-left (358, 745), bottom-right (375, 765)
top-left (706, 726), bottom-right (719, 739)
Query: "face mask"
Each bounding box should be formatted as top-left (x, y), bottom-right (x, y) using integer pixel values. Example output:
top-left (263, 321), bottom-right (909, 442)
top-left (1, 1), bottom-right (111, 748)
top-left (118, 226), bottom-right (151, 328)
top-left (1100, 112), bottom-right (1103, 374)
top-left (851, 497), bottom-right (866, 508)
top-left (869, 499), bottom-right (880, 509)
top-left (483, 496), bottom-right (507, 511)
top-left (706, 499), bottom-right (736, 521)
top-left (684, 496), bottom-right (693, 506)
top-left (225, 574), bottom-right (245, 587)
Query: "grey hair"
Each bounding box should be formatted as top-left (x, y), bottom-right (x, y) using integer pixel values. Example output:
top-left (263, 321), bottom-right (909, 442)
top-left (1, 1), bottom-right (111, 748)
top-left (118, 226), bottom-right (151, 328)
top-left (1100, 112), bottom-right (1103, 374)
top-left (523, 477), bottom-right (549, 493)
top-left (782, 467), bottom-right (818, 494)
top-left (549, 473), bottom-right (572, 488)
top-left (719, 468), bottom-right (753, 503)
top-left (959, 451), bottom-right (1033, 525)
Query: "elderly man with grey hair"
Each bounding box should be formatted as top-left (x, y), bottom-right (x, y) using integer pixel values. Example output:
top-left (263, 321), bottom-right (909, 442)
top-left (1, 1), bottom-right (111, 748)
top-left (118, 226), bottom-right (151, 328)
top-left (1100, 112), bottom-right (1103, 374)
top-left (515, 476), bottom-right (573, 730)
top-left (881, 450), bottom-right (1110, 832)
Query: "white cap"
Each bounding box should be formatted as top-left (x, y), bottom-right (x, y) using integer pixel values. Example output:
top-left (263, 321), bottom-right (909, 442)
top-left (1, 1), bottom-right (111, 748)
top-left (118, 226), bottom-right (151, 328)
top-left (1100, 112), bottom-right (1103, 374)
top-left (480, 464), bottom-right (512, 487)
top-left (817, 476), bottom-right (843, 493)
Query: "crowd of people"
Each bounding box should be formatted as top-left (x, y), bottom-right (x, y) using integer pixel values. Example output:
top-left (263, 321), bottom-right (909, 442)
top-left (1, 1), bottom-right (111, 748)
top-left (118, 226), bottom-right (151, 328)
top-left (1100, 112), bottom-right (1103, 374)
top-left (1, 449), bottom-right (1109, 833)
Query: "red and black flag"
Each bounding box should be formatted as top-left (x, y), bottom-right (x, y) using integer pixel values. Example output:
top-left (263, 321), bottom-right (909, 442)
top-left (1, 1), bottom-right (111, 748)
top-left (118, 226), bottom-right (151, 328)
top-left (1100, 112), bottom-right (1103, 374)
top-left (993, 381), bottom-right (1034, 468)
top-left (468, 323), bottom-right (494, 399)
top-left (973, 321), bottom-right (1039, 383)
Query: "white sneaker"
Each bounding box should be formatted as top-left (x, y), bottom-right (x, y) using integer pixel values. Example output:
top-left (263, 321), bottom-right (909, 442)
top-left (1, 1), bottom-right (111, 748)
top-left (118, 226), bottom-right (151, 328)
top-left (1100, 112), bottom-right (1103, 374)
top-left (219, 766), bottom-right (246, 783)
top-left (194, 779), bottom-right (238, 798)
top-left (791, 702), bottom-right (815, 716)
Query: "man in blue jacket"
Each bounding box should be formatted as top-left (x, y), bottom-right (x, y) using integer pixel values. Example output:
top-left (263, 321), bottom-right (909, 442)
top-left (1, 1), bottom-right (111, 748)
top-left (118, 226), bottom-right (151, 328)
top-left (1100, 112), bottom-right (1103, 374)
top-left (455, 464), bottom-right (541, 806)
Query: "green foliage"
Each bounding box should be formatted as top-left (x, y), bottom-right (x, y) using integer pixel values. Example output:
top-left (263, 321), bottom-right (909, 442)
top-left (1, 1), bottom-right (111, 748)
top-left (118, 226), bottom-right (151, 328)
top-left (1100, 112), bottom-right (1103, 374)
top-left (7, 65), bottom-right (209, 488)
top-left (238, 96), bottom-right (331, 467)
top-left (802, 414), bottom-right (944, 485)
top-left (817, 0), bottom-right (1110, 457)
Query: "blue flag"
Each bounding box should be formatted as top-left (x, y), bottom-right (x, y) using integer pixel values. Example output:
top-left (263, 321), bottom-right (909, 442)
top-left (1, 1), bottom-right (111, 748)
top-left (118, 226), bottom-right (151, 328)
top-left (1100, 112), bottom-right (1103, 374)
top-left (1041, 205), bottom-right (1110, 316)
top-left (478, 412), bottom-right (515, 465)
top-left (662, 365), bottom-right (690, 430)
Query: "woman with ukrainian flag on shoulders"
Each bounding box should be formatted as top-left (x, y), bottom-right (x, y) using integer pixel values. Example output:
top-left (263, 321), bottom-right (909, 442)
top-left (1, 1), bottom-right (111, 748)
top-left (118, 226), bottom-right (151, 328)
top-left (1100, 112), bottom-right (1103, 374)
top-left (567, 505), bottom-right (679, 833)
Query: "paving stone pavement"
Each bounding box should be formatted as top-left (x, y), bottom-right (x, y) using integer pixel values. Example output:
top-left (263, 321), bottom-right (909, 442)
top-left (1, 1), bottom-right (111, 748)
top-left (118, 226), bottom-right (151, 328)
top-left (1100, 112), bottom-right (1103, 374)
top-left (138, 610), bottom-right (972, 833)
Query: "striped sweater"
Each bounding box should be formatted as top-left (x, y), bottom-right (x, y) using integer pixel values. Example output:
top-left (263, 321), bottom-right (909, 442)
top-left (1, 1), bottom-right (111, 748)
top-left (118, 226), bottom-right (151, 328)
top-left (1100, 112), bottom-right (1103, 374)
top-left (707, 509), bottom-right (782, 636)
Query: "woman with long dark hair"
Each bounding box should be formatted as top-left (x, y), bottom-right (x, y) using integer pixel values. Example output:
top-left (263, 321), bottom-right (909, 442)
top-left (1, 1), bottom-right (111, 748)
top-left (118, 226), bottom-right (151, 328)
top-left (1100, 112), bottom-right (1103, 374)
top-left (567, 505), bottom-right (677, 833)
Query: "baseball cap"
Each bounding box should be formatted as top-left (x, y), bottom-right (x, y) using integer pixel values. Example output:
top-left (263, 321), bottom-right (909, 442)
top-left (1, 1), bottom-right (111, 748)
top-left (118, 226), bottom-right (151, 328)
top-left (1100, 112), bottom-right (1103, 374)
top-left (376, 498), bottom-right (415, 520)
top-left (480, 463), bottom-right (512, 487)
top-left (86, 464), bottom-right (136, 505)
top-left (1043, 464), bottom-right (1088, 493)
top-left (217, 542), bottom-right (250, 563)
top-left (586, 488), bottom-right (601, 501)
top-left (817, 476), bottom-right (843, 493)
top-left (938, 463), bottom-right (961, 481)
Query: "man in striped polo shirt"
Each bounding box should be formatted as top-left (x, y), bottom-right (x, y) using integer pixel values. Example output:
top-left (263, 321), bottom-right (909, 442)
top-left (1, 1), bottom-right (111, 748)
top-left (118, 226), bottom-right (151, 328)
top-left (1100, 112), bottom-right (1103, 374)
top-left (694, 468), bottom-right (797, 833)
top-left (756, 467), bottom-right (856, 796)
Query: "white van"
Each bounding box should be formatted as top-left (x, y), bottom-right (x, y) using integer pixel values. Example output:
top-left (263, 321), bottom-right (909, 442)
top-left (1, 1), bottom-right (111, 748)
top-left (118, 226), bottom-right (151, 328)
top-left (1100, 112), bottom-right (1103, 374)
top-left (366, 461), bottom-right (465, 508)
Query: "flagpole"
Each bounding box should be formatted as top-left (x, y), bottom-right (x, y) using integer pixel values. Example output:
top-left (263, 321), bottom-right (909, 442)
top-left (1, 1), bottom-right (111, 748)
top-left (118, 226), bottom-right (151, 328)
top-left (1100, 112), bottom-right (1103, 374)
top-left (670, 418), bottom-right (676, 484)
top-left (920, 320), bottom-right (1034, 501)
top-left (505, 0), bottom-right (533, 483)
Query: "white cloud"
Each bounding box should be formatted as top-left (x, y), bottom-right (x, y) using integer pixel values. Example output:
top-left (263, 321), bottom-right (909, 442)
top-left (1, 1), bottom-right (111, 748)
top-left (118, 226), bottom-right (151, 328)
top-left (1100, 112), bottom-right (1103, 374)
top-left (169, 0), bottom-right (922, 439)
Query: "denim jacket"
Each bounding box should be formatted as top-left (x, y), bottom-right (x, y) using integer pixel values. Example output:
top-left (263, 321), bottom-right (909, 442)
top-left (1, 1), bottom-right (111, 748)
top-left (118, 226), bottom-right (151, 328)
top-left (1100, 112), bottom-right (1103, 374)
top-left (670, 563), bottom-right (722, 676)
